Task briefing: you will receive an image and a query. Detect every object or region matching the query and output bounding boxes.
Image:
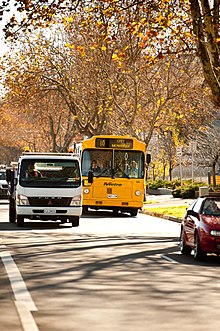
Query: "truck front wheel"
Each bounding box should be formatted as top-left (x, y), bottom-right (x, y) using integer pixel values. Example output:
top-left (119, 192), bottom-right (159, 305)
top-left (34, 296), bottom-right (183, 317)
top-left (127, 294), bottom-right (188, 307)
top-left (17, 215), bottom-right (24, 227)
top-left (9, 198), bottom-right (16, 223)
top-left (71, 217), bottom-right (79, 227)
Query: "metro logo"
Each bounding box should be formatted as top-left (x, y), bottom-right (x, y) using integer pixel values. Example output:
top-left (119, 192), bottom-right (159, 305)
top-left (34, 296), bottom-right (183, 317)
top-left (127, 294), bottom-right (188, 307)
top-left (104, 182), bottom-right (122, 186)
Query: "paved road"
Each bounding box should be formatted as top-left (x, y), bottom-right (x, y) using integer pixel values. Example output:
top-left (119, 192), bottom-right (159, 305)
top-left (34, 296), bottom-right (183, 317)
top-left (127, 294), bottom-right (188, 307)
top-left (1, 199), bottom-right (220, 331)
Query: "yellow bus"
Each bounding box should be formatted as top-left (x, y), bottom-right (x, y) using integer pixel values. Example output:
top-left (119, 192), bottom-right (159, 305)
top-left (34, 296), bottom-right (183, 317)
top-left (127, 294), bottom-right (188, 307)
top-left (81, 135), bottom-right (146, 216)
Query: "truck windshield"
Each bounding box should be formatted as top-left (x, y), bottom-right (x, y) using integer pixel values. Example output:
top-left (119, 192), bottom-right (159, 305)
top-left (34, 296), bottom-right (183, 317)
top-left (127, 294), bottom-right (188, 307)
top-left (19, 159), bottom-right (81, 188)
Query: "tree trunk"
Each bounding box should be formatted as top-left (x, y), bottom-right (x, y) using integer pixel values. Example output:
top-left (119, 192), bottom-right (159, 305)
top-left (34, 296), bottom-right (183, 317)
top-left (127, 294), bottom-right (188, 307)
top-left (189, 0), bottom-right (220, 106)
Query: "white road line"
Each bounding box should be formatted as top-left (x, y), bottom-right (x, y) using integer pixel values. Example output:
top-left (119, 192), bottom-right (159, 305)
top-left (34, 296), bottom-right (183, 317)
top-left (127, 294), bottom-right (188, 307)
top-left (0, 251), bottom-right (37, 311)
top-left (1, 250), bottom-right (39, 331)
top-left (15, 301), bottom-right (39, 331)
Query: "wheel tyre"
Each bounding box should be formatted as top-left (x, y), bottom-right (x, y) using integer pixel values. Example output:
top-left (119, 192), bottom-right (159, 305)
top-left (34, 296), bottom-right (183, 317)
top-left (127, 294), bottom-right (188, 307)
top-left (9, 198), bottom-right (16, 223)
top-left (17, 215), bottom-right (24, 227)
top-left (194, 233), bottom-right (206, 261)
top-left (113, 208), bottom-right (119, 215)
top-left (180, 230), bottom-right (192, 255)
top-left (9, 208), bottom-right (16, 223)
top-left (82, 206), bottom-right (88, 215)
top-left (130, 208), bottom-right (138, 217)
top-left (71, 217), bottom-right (79, 227)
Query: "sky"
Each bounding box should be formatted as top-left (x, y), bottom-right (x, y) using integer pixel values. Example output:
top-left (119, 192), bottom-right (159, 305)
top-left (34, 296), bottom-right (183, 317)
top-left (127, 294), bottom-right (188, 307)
top-left (0, 0), bottom-right (16, 56)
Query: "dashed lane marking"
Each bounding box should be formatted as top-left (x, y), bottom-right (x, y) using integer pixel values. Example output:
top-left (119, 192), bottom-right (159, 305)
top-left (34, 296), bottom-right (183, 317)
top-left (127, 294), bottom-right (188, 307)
top-left (161, 254), bottom-right (179, 264)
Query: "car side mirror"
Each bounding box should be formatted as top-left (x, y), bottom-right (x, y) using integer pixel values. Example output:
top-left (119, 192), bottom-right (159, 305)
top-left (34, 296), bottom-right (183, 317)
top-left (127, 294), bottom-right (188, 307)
top-left (187, 210), bottom-right (199, 218)
top-left (88, 170), bottom-right (94, 184)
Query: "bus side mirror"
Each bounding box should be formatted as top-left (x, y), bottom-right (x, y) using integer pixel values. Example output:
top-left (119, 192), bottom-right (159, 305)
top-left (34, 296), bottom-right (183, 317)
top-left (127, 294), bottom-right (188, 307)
top-left (146, 153), bottom-right (151, 164)
top-left (88, 170), bottom-right (94, 184)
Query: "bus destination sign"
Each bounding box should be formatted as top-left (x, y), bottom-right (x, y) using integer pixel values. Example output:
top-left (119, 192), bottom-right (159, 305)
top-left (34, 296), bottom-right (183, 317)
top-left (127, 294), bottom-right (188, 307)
top-left (95, 138), bottom-right (133, 149)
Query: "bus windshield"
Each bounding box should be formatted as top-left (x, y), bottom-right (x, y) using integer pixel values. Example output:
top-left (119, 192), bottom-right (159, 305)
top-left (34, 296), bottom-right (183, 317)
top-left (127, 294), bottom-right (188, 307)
top-left (82, 149), bottom-right (145, 179)
top-left (19, 159), bottom-right (81, 188)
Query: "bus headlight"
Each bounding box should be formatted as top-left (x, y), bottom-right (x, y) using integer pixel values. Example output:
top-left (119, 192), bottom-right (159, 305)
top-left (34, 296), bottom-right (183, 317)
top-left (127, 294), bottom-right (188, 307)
top-left (84, 188), bottom-right (90, 194)
top-left (135, 190), bottom-right (141, 196)
top-left (70, 195), bottom-right (81, 206)
top-left (17, 194), bottom-right (30, 206)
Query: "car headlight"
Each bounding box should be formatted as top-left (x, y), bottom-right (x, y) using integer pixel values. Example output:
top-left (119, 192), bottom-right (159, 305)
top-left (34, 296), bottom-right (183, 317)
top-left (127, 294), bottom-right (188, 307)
top-left (84, 188), bottom-right (90, 194)
top-left (17, 194), bottom-right (30, 206)
top-left (70, 195), bottom-right (82, 206)
top-left (210, 230), bottom-right (220, 236)
top-left (135, 190), bottom-right (141, 196)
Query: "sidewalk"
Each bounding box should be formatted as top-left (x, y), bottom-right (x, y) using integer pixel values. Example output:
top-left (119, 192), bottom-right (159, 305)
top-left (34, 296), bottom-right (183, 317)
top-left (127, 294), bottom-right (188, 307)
top-left (143, 194), bottom-right (194, 208)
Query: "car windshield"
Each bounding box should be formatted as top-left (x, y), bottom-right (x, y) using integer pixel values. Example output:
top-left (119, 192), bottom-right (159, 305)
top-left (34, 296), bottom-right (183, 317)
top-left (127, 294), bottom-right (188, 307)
top-left (19, 159), bottom-right (81, 188)
top-left (202, 199), bottom-right (220, 216)
top-left (0, 172), bottom-right (6, 180)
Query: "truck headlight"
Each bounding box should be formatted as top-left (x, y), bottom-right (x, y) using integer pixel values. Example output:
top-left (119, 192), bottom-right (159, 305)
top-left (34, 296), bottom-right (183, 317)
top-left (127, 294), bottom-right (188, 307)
top-left (17, 194), bottom-right (30, 206)
top-left (70, 195), bottom-right (82, 206)
top-left (135, 190), bottom-right (141, 196)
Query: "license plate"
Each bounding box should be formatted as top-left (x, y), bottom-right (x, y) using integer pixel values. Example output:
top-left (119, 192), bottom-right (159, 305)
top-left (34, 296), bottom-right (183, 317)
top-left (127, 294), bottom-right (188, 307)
top-left (108, 194), bottom-right (118, 198)
top-left (44, 209), bottom-right (54, 214)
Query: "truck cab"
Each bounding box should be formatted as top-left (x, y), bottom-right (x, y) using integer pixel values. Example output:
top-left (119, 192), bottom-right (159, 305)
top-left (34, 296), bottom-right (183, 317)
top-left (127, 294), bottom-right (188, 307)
top-left (7, 152), bottom-right (82, 227)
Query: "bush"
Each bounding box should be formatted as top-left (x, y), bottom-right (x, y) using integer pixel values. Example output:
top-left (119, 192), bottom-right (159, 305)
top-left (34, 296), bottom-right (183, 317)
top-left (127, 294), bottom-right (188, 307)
top-left (172, 184), bottom-right (205, 199)
top-left (147, 179), bottom-right (208, 199)
top-left (172, 187), bottom-right (182, 198)
top-left (147, 179), bottom-right (180, 190)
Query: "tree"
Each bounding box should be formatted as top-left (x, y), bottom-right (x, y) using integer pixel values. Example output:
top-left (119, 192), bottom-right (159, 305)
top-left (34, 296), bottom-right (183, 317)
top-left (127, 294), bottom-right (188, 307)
top-left (189, 0), bottom-right (220, 106)
top-left (193, 120), bottom-right (220, 187)
top-left (1, 0), bottom-right (220, 107)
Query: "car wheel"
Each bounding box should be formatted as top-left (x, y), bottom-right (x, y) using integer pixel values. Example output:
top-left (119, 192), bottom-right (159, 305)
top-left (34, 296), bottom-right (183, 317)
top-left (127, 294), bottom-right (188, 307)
top-left (180, 229), bottom-right (192, 255)
top-left (194, 232), bottom-right (206, 261)
top-left (17, 215), bottom-right (24, 227)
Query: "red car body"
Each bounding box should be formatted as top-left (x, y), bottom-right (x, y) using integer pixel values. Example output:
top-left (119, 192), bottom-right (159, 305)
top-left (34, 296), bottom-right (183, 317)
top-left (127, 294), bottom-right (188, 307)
top-left (180, 196), bottom-right (220, 260)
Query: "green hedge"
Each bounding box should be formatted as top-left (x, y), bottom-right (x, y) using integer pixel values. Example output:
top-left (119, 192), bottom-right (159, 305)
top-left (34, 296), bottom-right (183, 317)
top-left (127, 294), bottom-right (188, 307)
top-left (172, 185), bottom-right (200, 198)
top-left (147, 179), bottom-right (208, 199)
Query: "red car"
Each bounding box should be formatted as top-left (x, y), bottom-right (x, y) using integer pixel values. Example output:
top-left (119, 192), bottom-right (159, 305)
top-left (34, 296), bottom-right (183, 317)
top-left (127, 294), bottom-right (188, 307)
top-left (180, 196), bottom-right (220, 260)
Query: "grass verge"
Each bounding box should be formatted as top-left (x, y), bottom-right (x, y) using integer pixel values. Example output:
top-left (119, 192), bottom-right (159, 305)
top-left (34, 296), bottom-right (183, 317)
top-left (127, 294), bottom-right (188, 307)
top-left (144, 206), bottom-right (187, 219)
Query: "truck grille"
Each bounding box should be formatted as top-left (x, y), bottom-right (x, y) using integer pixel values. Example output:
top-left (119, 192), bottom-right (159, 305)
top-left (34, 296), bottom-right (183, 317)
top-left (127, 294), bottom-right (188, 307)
top-left (28, 197), bottom-right (72, 207)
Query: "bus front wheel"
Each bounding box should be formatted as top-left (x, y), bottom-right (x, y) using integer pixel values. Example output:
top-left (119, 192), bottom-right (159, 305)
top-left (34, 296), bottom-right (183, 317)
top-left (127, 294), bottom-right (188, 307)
top-left (130, 208), bottom-right (138, 217)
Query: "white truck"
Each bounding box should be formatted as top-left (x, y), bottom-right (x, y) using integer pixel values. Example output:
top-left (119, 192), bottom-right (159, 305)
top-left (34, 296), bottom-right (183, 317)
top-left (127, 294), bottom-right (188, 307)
top-left (7, 152), bottom-right (82, 227)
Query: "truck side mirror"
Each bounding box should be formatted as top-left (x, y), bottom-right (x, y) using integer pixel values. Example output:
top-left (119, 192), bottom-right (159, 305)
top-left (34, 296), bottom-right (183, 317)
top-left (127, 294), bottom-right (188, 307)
top-left (88, 170), bottom-right (94, 184)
